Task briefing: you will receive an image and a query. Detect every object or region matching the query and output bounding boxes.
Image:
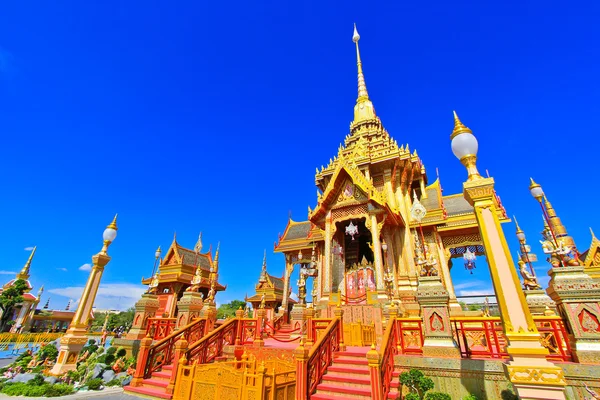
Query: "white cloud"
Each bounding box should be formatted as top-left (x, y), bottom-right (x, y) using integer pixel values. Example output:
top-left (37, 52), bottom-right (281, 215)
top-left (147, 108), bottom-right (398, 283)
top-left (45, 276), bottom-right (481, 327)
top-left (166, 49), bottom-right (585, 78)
top-left (48, 283), bottom-right (146, 311)
top-left (56, 268), bottom-right (68, 272)
top-left (454, 281), bottom-right (486, 290)
top-left (458, 289), bottom-right (495, 298)
top-left (24, 247), bottom-right (35, 251)
top-left (79, 264), bottom-right (92, 271)
top-left (0, 270), bottom-right (16, 275)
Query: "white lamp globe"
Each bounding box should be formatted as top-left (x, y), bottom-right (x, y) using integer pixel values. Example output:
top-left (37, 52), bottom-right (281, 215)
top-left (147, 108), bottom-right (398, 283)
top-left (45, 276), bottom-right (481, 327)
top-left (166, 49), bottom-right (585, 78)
top-left (103, 227), bottom-right (117, 243)
top-left (451, 133), bottom-right (479, 160)
top-left (155, 249), bottom-right (161, 258)
top-left (381, 241), bottom-right (388, 252)
top-left (529, 182), bottom-right (544, 200)
top-left (516, 231), bottom-right (526, 242)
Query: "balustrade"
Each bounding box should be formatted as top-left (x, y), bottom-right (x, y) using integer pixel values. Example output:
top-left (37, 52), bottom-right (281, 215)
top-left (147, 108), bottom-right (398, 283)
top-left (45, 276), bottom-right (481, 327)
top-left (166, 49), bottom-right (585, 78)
top-left (380, 317), bottom-right (399, 399)
top-left (146, 317), bottom-right (177, 340)
top-left (306, 318), bottom-right (341, 397)
top-left (395, 318), bottom-right (424, 354)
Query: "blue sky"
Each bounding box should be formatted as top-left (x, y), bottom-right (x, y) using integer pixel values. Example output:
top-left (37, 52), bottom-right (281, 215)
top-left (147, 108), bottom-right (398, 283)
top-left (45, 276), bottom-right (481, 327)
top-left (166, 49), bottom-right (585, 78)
top-left (0, 1), bottom-right (598, 310)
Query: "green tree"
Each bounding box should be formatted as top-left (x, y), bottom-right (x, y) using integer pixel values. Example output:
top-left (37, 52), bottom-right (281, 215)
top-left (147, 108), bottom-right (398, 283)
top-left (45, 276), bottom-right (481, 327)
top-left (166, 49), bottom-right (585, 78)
top-left (90, 307), bottom-right (135, 332)
top-left (217, 300), bottom-right (246, 319)
top-left (400, 369), bottom-right (435, 400)
top-left (0, 279), bottom-right (29, 332)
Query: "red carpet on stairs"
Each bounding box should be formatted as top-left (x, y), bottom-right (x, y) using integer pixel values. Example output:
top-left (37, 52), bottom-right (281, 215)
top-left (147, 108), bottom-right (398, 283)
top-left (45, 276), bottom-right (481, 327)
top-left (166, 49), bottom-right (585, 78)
top-left (310, 347), bottom-right (400, 400)
top-left (124, 363), bottom-right (173, 399)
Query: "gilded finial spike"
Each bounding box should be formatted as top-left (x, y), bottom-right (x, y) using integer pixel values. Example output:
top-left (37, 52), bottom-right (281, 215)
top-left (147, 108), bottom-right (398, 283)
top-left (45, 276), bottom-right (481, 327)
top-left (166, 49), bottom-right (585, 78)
top-left (451, 111), bottom-right (472, 139)
top-left (513, 215), bottom-right (522, 233)
top-left (591, 227), bottom-right (596, 239)
top-left (107, 214), bottom-right (118, 231)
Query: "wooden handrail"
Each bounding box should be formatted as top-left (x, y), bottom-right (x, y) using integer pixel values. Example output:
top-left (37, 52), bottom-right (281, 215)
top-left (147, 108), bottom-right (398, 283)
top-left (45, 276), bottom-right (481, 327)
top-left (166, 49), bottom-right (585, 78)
top-left (379, 316), bottom-right (398, 399)
top-left (184, 318), bottom-right (238, 362)
top-left (306, 317), bottom-right (340, 396)
top-left (151, 317), bottom-right (204, 349)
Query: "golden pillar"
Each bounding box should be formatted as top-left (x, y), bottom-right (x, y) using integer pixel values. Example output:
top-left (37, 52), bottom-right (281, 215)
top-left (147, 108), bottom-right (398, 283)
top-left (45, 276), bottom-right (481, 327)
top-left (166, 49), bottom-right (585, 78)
top-left (51, 215), bottom-right (118, 375)
top-left (369, 213), bottom-right (385, 291)
top-left (451, 112), bottom-right (565, 400)
top-left (323, 211), bottom-right (332, 298)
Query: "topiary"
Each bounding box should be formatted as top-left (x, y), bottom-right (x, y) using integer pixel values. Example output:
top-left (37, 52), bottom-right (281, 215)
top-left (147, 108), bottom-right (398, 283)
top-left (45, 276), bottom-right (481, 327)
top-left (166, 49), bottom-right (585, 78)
top-left (38, 344), bottom-right (59, 362)
top-left (405, 394), bottom-right (421, 400)
top-left (115, 348), bottom-right (126, 358)
top-left (104, 354), bottom-right (116, 365)
top-left (28, 374), bottom-right (45, 387)
top-left (87, 378), bottom-right (103, 390)
top-left (105, 379), bottom-right (121, 387)
top-left (463, 395), bottom-right (479, 400)
top-left (425, 392), bottom-right (452, 400)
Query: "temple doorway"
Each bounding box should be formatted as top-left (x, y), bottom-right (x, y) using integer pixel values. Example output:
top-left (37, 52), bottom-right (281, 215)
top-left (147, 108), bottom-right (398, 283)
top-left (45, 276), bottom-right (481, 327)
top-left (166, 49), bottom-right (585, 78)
top-left (338, 218), bottom-right (373, 269)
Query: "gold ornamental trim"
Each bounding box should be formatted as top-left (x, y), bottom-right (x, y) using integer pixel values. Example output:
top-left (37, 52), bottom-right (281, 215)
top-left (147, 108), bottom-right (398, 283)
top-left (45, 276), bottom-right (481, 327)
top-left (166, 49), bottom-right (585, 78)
top-left (506, 365), bottom-right (566, 386)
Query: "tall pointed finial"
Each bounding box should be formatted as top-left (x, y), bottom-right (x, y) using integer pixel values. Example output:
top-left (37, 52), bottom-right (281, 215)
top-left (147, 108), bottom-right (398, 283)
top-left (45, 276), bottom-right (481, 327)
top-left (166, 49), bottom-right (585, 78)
top-left (65, 300), bottom-right (71, 311)
top-left (107, 214), bottom-right (118, 231)
top-left (591, 227), bottom-right (597, 240)
top-left (17, 246), bottom-right (36, 280)
top-left (43, 298), bottom-right (50, 309)
top-left (514, 215), bottom-right (522, 233)
top-left (352, 24), bottom-right (376, 123)
top-left (451, 111), bottom-right (472, 139)
top-left (213, 242), bottom-right (220, 272)
top-left (259, 249), bottom-right (267, 283)
top-left (37, 285), bottom-right (44, 297)
top-left (194, 232), bottom-right (203, 254)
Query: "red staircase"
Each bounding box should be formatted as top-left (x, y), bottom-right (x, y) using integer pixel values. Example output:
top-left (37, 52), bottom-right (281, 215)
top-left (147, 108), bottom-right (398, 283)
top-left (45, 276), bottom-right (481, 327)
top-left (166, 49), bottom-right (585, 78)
top-left (311, 348), bottom-right (400, 399)
top-left (125, 364), bottom-right (173, 399)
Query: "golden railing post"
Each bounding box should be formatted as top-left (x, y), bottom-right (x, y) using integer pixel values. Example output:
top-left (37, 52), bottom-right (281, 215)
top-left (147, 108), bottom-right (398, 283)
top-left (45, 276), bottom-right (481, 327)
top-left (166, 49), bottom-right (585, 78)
top-left (367, 343), bottom-right (383, 400)
top-left (166, 337), bottom-right (188, 394)
top-left (256, 361), bottom-right (267, 400)
top-left (305, 306), bottom-right (315, 347)
top-left (333, 299), bottom-right (346, 351)
top-left (294, 339), bottom-right (309, 400)
top-left (254, 308), bottom-right (266, 347)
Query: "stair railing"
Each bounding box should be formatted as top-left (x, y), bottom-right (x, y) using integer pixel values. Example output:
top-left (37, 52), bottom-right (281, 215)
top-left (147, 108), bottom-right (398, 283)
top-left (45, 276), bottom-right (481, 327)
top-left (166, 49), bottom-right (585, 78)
top-left (306, 317), bottom-right (340, 397)
top-left (183, 317), bottom-right (238, 364)
top-left (379, 316), bottom-right (399, 399)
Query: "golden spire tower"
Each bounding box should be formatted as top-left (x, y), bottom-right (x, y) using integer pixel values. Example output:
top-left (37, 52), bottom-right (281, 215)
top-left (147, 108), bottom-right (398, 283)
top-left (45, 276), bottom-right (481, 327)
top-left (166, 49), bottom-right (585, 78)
top-left (543, 195), bottom-right (575, 247)
top-left (17, 246), bottom-right (36, 281)
top-left (352, 24), bottom-right (376, 123)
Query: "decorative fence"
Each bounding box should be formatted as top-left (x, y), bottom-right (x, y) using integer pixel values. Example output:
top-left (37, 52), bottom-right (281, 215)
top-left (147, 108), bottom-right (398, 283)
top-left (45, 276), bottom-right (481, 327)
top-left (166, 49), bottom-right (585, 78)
top-left (146, 318), bottom-right (177, 340)
top-left (343, 321), bottom-right (376, 347)
top-left (172, 357), bottom-right (295, 400)
top-left (395, 318), bottom-right (424, 354)
top-left (306, 318), bottom-right (341, 396)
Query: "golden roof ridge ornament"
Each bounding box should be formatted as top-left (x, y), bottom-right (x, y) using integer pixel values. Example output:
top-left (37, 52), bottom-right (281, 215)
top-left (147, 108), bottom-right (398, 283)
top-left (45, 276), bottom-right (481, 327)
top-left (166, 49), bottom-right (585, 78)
top-left (352, 23), bottom-right (376, 124)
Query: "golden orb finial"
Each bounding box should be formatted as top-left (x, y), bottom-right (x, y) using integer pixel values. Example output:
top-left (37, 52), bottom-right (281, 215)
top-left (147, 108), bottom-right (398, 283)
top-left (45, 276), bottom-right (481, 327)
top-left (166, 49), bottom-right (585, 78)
top-left (451, 111), bottom-right (472, 139)
top-left (107, 214), bottom-right (118, 231)
top-left (351, 24), bottom-right (376, 124)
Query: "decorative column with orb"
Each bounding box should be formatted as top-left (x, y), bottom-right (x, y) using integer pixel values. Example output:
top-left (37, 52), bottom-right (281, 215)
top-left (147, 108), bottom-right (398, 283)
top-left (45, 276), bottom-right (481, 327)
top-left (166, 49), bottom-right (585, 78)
top-left (51, 215), bottom-right (118, 375)
top-left (450, 112), bottom-right (566, 400)
top-left (529, 180), bottom-right (600, 364)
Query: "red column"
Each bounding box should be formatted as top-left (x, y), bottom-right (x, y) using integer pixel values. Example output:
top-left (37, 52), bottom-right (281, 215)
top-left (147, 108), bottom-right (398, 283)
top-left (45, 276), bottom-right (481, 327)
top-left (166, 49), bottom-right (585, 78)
top-left (130, 336), bottom-right (153, 387)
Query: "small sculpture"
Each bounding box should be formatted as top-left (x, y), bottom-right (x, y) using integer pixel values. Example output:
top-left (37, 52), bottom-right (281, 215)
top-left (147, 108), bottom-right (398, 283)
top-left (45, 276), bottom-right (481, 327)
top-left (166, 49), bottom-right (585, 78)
top-left (147, 273), bottom-right (159, 294)
top-left (186, 267), bottom-right (203, 292)
top-left (259, 293), bottom-right (266, 309)
top-left (518, 259), bottom-right (541, 290)
top-left (207, 286), bottom-right (216, 302)
top-left (540, 229), bottom-right (579, 268)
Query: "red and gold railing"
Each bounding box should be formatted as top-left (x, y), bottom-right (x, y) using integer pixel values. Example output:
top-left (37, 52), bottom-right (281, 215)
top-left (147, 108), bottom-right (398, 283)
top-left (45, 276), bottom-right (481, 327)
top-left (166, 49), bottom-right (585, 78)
top-left (146, 317), bottom-right (177, 340)
top-left (395, 318), bottom-right (424, 355)
top-left (451, 316), bottom-right (573, 362)
top-left (380, 317), bottom-right (399, 399)
top-left (184, 318), bottom-right (238, 364)
top-left (144, 318), bottom-right (207, 378)
top-left (306, 318), bottom-right (340, 396)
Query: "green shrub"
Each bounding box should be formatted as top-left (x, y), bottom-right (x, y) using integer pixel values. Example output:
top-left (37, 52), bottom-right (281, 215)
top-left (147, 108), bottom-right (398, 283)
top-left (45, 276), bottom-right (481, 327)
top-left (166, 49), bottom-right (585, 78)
top-left (106, 379), bottom-right (121, 387)
top-left (28, 374), bottom-right (46, 386)
top-left (87, 378), bottom-right (103, 390)
top-left (96, 354), bottom-right (107, 364)
top-left (106, 347), bottom-right (117, 355)
top-left (400, 369), bottom-right (434, 398)
top-left (45, 383), bottom-right (74, 397)
top-left (104, 354), bottom-right (116, 365)
top-left (425, 392), bottom-right (452, 400)
top-left (39, 344), bottom-right (59, 362)
top-left (463, 395), bottom-right (479, 400)
top-left (115, 348), bottom-right (126, 358)
top-left (15, 356), bottom-right (32, 368)
top-left (405, 394), bottom-right (420, 400)
top-left (66, 370), bottom-right (80, 382)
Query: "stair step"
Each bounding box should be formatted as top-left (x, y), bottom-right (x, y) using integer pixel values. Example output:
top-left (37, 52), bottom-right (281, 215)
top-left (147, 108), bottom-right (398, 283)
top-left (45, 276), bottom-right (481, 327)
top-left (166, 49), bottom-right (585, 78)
top-left (323, 374), bottom-right (371, 385)
top-left (125, 385), bottom-right (171, 399)
top-left (162, 364), bottom-right (173, 371)
top-left (142, 378), bottom-right (169, 389)
top-left (328, 365), bottom-right (369, 375)
top-left (332, 357), bottom-right (368, 365)
top-left (335, 351), bottom-right (369, 358)
top-left (151, 370), bottom-right (172, 380)
top-left (311, 394), bottom-right (361, 400)
top-left (315, 384), bottom-right (371, 399)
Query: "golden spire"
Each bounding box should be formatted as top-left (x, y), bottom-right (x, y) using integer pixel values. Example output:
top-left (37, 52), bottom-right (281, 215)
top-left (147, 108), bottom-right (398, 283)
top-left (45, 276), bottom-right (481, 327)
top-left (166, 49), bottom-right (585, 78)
top-left (107, 214), bottom-right (118, 231)
top-left (213, 242), bottom-right (220, 273)
top-left (514, 215), bottom-right (523, 235)
top-left (17, 246), bottom-right (36, 280)
top-left (352, 24), bottom-right (376, 123)
top-left (451, 111), bottom-right (473, 139)
top-left (543, 194), bottom-right (573, 246)
top-left (37, 285), bottom-right (44, 297)
top-left (259, 249), bottom-right (267, 283)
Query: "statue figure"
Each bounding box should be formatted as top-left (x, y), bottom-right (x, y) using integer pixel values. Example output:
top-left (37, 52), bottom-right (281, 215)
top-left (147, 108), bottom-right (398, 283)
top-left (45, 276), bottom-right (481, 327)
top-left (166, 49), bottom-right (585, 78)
top-left (518, 259), bottom-right (541, 290)
top-left (186, 267), bottom-right (203, 292)
top-left (207, 286), bottom-right (216, 302)
top-left (259, 293), bottom-right (266, 309)
top-left (147, 273), bottom-right (159, 294)
top-left (540, 229), bottom-right (579, 268)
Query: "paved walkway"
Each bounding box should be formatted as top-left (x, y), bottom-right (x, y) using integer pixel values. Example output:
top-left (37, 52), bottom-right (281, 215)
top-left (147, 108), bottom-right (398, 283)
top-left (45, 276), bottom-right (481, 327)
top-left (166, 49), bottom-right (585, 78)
top-left (0, 388), bottom-right (144, 400)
